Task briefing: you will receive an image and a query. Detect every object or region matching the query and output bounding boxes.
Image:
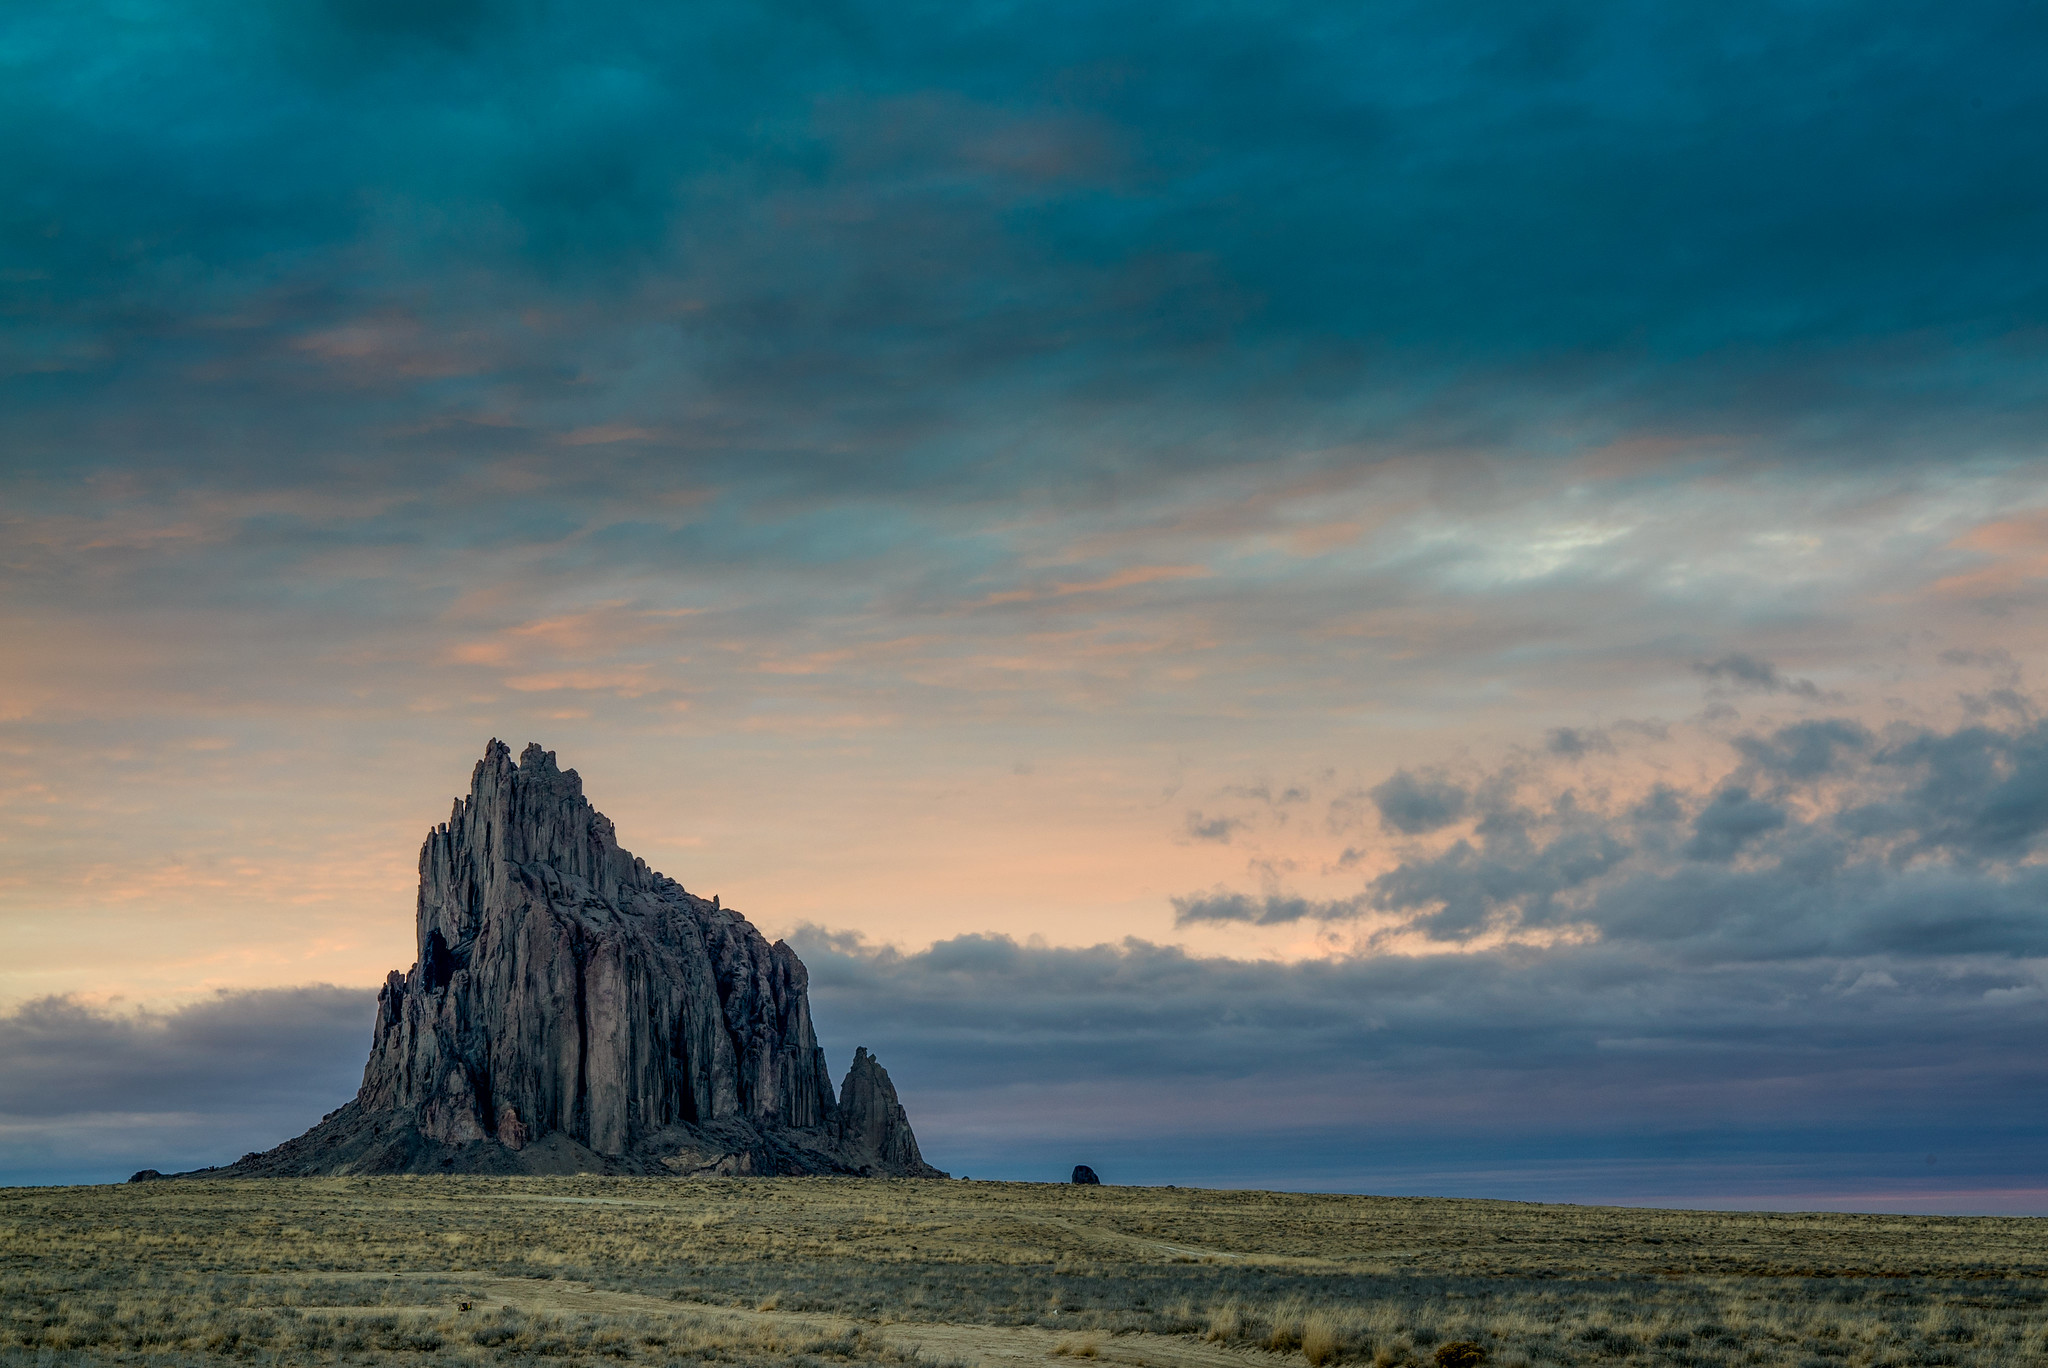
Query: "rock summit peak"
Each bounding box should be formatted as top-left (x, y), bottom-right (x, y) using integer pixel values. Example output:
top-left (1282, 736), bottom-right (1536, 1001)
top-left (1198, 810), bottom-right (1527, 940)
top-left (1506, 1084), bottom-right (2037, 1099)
top-left (184, 740), bottom-right (942, 1179)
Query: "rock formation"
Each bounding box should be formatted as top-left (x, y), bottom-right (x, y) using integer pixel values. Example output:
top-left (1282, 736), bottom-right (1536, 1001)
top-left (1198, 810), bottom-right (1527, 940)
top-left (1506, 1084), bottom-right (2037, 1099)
top-left (184, 740), bottom-right (943, 1178)
top-left (1071, 1165), bottom-right (1100, 1184)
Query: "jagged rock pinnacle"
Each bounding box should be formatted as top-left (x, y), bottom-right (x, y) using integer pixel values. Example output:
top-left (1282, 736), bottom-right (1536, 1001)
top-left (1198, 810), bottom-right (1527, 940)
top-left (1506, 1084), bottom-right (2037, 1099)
top-left (182, 740), bottom-right (945, 1179)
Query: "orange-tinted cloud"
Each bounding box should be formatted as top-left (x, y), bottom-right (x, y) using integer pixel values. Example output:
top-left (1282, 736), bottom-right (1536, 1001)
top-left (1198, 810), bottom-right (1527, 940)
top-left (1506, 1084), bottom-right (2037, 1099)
top-left (1931, 511), bottom-right (2048, 599)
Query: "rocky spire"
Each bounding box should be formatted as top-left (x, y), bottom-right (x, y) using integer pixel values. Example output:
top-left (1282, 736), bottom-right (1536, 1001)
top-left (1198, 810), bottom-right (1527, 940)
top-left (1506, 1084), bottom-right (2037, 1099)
top-left (836, 1047), bottom-right (933, 1175)
top-left (187, 740), bottom-right (944, 1178)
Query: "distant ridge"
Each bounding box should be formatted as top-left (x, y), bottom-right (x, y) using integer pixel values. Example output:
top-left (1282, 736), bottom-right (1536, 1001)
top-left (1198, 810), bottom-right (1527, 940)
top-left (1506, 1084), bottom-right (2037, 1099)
top-left (162, 740), bottom-right (942, 1178)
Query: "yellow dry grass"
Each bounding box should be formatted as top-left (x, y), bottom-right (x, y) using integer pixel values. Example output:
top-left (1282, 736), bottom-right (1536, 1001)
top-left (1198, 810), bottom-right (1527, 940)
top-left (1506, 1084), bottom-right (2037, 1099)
top-left (2, 1175), bottom-right (2046, 1368)
top-left (1298, 1314), bottom-right (1337, 1367)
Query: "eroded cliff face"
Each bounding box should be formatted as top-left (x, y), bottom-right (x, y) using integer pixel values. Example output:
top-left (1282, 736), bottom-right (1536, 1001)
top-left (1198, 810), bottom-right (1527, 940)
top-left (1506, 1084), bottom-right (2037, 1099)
top-left (201, 740), bottom-right (942, 1178)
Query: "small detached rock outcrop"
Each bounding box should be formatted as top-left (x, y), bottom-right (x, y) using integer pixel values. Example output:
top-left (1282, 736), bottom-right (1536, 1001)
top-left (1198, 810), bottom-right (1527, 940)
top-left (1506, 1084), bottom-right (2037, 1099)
top-left (164, 740), bottom-right (944, 1180)
top-left (1072, 1165), bottom-right (1100, 1184)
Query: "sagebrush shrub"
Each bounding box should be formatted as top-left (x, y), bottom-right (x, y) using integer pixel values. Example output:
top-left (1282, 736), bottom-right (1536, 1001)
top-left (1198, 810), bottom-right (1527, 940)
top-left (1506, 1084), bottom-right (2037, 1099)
top-left (1434, 1340), bottom-right (1487, 1368)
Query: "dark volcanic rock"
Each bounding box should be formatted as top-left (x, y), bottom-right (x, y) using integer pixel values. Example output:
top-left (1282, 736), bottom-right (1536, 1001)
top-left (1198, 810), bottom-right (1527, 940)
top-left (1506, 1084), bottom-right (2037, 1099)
top-left (188, 740), bottom-right (944, 1179)
top-left (1071, 1165), bottom-right (1100, 1185)
top-left (835, 1047), bottom-right (933, 1175)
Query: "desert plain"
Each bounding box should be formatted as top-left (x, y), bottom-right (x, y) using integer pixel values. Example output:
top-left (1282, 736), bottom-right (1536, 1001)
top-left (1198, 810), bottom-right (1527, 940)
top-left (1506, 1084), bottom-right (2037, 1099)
top-left (3, 1177), bottom-right (2045, 1368)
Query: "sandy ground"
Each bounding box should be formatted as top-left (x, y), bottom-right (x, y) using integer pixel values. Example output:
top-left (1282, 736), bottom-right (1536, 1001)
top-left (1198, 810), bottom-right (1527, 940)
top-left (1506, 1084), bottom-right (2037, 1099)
top-left (287, 1270), bottom-right (1288, 1368)
top-left (480, 1192), bottom-right (1262, 1266)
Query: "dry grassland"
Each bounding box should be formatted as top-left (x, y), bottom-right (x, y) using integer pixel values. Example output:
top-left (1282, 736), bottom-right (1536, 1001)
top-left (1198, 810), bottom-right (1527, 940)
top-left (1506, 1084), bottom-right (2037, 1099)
top-left (3, 1177), bottom-right (2046, 1368)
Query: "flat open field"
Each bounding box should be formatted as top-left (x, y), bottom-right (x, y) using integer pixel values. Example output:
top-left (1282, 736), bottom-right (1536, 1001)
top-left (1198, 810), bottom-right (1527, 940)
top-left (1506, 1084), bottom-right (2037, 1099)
top-left (4, 1178), bottom-right (2046, 1368)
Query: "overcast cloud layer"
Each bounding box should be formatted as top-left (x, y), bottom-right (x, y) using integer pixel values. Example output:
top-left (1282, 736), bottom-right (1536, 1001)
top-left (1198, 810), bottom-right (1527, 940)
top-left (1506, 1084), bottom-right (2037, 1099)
top-left (5, 0), bottom-right (2048, 1202)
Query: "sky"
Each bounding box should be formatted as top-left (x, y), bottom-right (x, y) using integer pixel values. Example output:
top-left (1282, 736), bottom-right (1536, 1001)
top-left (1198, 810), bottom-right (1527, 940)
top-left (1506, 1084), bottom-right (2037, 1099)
top-left (5, 0), bottom-right (2048, 1206)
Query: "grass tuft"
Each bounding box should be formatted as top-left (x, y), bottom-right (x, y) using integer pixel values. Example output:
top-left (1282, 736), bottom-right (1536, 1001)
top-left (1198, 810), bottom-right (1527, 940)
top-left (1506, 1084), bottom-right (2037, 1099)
top-left (1301, 1311), bottom-right (1339, 1366)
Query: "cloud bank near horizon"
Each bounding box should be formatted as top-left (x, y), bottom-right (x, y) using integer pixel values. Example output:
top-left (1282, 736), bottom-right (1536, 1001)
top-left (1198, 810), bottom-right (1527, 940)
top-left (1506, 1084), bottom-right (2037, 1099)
top-left (12, 911), bottom-right (2039, 1207)
top-left (0, 988), bottom-right (371, 1186)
